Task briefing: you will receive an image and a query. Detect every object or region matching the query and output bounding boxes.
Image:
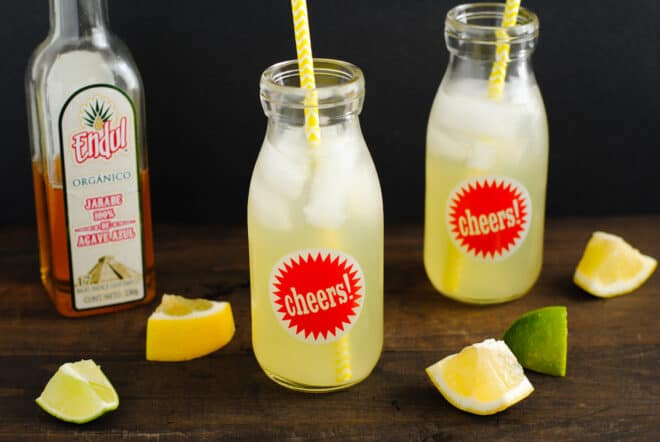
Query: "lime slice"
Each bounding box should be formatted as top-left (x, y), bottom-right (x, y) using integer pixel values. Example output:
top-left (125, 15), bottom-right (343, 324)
top-left (146, 294), bottom-right (235, 361)
top-left (503, 306), bottom-right (567, 376)
top-left (35, 360), bottom-right (119, 423)
top-left (426, 339), bottom-right (534, 415)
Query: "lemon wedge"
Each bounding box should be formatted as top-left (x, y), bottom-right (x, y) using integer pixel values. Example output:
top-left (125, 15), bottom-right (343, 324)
top-left (36, 359), bottom-right (118, 423)
top-left (146, 294), bottom-right (235, 361)
top-left (425, 339), bottom-right (534, 415)
top-left (574, 231), bottom-right (657, 298)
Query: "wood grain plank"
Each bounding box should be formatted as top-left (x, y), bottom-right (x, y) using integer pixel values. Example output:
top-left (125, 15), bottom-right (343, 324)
top-left (0, 217), bottom-right (658, 440)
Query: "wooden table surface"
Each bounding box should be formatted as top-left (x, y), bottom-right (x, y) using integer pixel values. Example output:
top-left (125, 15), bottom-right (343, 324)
top-left (1, 217), bottom-right (658, 441)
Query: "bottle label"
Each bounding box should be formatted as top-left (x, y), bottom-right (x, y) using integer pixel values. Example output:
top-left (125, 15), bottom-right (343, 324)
top-left (59, 85), bottom-right (145, 310)
top-left (446, 176), bottom-right (532, 261)
top-left (269, 249), bottom-right (365, 344)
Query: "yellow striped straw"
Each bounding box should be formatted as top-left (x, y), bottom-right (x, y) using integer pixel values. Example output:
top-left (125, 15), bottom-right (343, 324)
top-left (335, 335), bottom-right (353, 382)
top-left (320, 229), bottom-right (353, 384)
top-left (292, 1), bottom-right (351, 385)
top-left (291, 0), bottom-right (321, 145)
top-left (487, 0), bottom-right (522, 100)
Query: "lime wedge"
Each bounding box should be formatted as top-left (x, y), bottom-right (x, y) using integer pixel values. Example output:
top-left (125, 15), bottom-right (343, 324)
top-left (503, 306), bottom-right (568, 377)
top-left (36, 360), bottom-right (119, 423)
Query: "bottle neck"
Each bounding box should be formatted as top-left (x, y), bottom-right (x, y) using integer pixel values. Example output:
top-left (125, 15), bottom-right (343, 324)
top-left (49, 0), bottom-right (109, 39)
top-left (446, 54), bottom-right (536, 87)
top-left (267, 111), bottom-right (361, 133)
top-left (265, 103), bottom-right (362, 129)
top-left (260, 59), bottom-right (365, 128)
top-left (265, 116), bottom-right (364, 156)
top-left (443, 3), bottom-right (540, 88)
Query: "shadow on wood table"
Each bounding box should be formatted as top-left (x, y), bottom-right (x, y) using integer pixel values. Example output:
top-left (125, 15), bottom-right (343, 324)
top-left (0, 217), bottom-right (658, 440)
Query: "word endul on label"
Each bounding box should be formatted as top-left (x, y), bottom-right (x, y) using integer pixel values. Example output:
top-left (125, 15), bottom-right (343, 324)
top-left (446, 177), bottom-right (531, 260)
top-left (71, 117), bottom-right (128, 164)
top-left (270, 249), bottom-right (365, 343)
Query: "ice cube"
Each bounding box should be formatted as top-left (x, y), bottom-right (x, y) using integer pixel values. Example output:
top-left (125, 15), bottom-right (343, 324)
top-left (347, 158), bottom-right (382, 224)
top-left (467, 140), bottom-right (497, 170)
top-left (497, 138), bottom-right (526, 167)
top-left (249, 173), bottom-right (293, 231)
top-left (303, 135), bottom-right (360, 229)
top-left (427, 124), bottom-right (469, 162)
top-left (257, 139), bottom-right (310, 201)
top-left (432, 88), bottom-right (526, 141)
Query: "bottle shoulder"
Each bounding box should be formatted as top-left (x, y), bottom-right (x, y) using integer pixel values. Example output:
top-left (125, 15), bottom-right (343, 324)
top-left (30, 33), bottom-right (143, 101)
top-left (26, 36), bottom-right (55, 83)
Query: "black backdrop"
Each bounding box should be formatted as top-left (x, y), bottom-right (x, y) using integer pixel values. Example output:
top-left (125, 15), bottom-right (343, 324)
top-left (1, 0), bottom-right (658, 225)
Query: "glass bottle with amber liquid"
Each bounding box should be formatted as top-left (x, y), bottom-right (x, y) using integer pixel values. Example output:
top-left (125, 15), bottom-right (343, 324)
top-left (26, 0), bottom-right (155, 317)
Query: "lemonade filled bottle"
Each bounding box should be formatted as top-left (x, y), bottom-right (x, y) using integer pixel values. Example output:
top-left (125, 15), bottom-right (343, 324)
top-left (248, 58), bottom-right (383, 391)
top-left (424, 3), bottom-right (548, 304)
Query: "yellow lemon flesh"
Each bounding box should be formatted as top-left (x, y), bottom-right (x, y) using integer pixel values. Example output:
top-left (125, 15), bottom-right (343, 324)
top-left (425, 339), bottom-right (534, 415)
top-left (35, 359), bottom-right (119, 424)
top-left (146, 294), bottom-right (235, 361)
top-left (574, 231), bottom-right (657, 298)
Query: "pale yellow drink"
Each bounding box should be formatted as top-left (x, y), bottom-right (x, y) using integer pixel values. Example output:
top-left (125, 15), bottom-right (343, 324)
top-left (249, 59), bottom-right (383, 391)
top-left (424, 78), bottom-right (548, 303)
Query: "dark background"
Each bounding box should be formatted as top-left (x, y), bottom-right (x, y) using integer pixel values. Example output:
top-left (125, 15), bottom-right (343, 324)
top-left (1, 0), bottom-right (658, 225)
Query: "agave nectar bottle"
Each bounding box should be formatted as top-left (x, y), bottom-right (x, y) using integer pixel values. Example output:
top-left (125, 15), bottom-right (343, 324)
top-left (25, 0), bottom-right (155, 317)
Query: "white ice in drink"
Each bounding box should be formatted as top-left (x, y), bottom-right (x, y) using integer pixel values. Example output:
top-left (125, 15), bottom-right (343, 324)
top-left (250, 124), bottom-right (379, 231)
top-left (427, 79), bottom-right (546, 170)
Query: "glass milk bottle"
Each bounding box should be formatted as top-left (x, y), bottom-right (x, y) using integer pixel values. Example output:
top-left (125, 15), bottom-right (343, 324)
top-left (424, 4), bottom-right (548, 304)
top-left (248, 59), bottom-right (383, 392)
top-left (25, 0), bottom-right (155, 317)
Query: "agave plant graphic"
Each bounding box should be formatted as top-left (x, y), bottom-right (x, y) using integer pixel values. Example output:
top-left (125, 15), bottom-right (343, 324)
top-left (82, 99), bottom-right (113, 130)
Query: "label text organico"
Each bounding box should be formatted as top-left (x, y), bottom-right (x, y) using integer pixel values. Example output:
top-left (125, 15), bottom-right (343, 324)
top-left (72, 170), bottom-right (132, 187)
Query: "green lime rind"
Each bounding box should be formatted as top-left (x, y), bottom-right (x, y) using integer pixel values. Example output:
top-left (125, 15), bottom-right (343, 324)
top-left (503, 306), bottom-right (567, 377)
top-left (35, 360), bottom-right (119, 424)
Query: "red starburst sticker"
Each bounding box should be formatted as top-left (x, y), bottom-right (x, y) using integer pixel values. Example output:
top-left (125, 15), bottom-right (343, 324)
top-left (270, 249), bottom-right (365, 344)
top-left (446, 177), bottom-right (532, 261)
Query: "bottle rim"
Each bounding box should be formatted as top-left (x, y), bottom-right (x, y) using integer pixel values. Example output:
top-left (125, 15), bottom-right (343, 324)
top-left (260, 58), bottom-right (365, 110)
top-left (445, 3), bottom-right (539, 45)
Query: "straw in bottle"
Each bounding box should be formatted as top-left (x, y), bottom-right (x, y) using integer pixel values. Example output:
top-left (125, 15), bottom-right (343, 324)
top-left (290, 0), bottom-right (353, 383)
top-left (335, 335), bottom-right (353, 382)
top-left (487, 0), bottom-right (521, 100)
top-left (291, 0), bottom-right (321, 145)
